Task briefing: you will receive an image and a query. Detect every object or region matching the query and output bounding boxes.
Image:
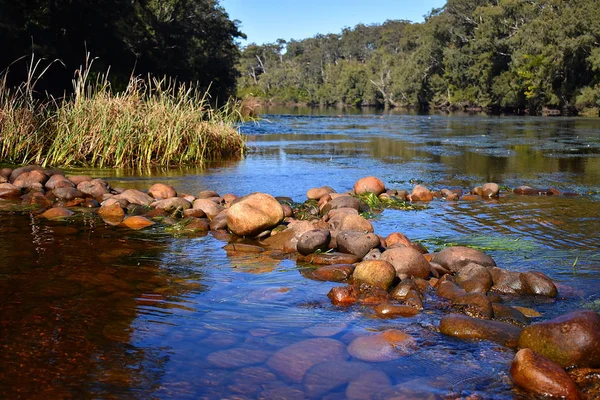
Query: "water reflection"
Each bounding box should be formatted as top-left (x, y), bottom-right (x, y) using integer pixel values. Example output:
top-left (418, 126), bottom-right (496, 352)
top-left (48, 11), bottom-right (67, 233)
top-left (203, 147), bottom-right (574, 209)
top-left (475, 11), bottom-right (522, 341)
top-left (0, 213), bottom-right (204, 398)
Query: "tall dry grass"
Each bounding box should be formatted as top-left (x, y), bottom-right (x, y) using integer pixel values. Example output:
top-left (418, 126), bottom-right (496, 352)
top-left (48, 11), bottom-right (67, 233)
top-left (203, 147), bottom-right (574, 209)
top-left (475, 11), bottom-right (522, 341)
top-left (0, 56), bottom-right (245, 168)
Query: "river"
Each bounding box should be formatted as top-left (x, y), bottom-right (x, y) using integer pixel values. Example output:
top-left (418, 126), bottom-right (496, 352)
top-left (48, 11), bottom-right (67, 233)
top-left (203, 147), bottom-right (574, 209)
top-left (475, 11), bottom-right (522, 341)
top-left (1, 110), bottom-right (599, 398)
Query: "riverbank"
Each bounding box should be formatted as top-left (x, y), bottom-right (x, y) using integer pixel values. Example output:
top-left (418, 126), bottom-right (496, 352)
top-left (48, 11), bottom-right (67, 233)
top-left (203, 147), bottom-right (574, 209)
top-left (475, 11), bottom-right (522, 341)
top-left (0, 68), bottom-right (245, 168)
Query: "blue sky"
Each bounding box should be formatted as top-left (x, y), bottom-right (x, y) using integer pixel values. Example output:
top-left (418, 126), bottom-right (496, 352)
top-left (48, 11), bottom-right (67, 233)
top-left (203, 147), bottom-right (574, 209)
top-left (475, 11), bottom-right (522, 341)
top-left (220, 0), bottom-right (447, 46)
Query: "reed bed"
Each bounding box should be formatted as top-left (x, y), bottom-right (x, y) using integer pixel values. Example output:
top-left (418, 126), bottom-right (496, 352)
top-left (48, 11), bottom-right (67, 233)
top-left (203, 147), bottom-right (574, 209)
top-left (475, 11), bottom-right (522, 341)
top-left (0, 59), bottom-right (245, 168)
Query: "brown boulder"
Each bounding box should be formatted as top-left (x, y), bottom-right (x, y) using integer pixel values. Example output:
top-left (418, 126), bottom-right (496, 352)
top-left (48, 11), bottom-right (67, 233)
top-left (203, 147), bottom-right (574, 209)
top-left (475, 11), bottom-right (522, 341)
top-left (39, 207), bottom-right (74, 219)
top-left (261, 220), bottom-right (319, 252)
top-left (154, 197), bottom-right (192, 213)
top-left (77, 179), bottom-right (110, 200)
top-left (226, 192), bottom-right (284, 237)
top-left (320, 195), bottom-right (360, 215)
top-left (192, 198), bottom-right (224, 219)
top-left (67, 175), bottom-right (92, 185)
top-left (452, 292), bottom-right (494, 319)
top-left (481, 182), bottom-right (500, 198)
top-left (456, 262), bottom-right (493, 294)
top-left (328, 285), bottom-right (359, 306)
top-left (337, 214), bottom-right (374, 233)
top-left (303, 264), bottom-right (355, 282)
top-left (298, 252), bottom-right (361, 265)
top-left (520, 271), bottom-right (558, 297)
top-left (297, 229), bottom-right (331, 256)
top-left (0, 183), bottom-right (21, 198)
top-left (431, 246), bottom-right (496, 274)
top-left (510, 348), bottom-right (581, 400)
top-left (408, 184), bottom-right (433, 202)
top-left (113, 189), bottom-right (154, 206)
top-left (121, 216), bottom-right (155, 230)
top-left (50, 187), bottom-right (84, 201)
top-left (490, 267), bottom-right (523, 294)
top-left (436, 280), bottom-right (467, 300)
top-left (372, 304), bottom-right (420, 318)
top-left (148, 183), bottom-right (177, 199)
top-left (306, 186), bottom-right (336, 200)
top-left (440, 314), bottom-right (522, 347)
top-left (336, 231), bottom-right (380, 258)
top-left (98, 203), bottom-right (125, 226)
top-left (518, 310), bottom-right (600, 368)
top-left (380, 247), bottom-right (431, 280)
top-left (45, 174), bottom-right (74, 190)
top-left (353, 176), bottom-right (385, 195)
top-left (352, 260), bottom-right (396, 290)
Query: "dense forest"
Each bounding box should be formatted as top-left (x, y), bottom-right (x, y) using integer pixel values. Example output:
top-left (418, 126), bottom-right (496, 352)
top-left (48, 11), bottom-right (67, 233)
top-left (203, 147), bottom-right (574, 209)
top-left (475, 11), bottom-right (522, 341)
top-left (237, 0), bottom-right (600, 115)
top-left (0, 0), bottom-right (244, 100)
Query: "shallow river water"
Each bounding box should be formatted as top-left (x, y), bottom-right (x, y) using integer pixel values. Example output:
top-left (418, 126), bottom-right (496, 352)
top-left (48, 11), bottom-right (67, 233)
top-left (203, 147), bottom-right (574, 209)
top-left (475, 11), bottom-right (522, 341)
top-left (1, 110), bottom-right (599, 399)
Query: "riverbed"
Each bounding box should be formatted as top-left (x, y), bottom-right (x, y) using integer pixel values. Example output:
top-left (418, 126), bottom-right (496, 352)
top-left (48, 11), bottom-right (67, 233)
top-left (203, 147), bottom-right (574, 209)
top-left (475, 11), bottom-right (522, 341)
top-left (1, 110), bottom-right (599, 398)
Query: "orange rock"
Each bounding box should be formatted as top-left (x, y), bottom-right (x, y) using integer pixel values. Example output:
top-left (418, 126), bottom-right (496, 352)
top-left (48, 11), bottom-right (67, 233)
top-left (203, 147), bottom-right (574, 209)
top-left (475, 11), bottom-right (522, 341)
top-left (354, 176), bottom-right (385, 195)
top-left (121, 216), bottom-right (155, 230)
top-left (39, 207), bottom-right (74, 219)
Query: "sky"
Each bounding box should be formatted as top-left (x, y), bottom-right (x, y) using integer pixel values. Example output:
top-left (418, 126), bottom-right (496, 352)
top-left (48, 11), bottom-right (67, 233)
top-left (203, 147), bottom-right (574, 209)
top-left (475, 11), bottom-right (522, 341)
top-left (220, 0), bottom-right (447, 46)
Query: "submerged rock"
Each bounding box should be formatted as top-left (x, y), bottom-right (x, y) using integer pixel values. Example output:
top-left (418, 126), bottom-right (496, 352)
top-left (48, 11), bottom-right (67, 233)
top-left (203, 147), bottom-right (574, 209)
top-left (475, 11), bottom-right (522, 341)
top-left (267, 338), bottom-right (347, 383)
top-left (347, 329), bottom-right (416, 362)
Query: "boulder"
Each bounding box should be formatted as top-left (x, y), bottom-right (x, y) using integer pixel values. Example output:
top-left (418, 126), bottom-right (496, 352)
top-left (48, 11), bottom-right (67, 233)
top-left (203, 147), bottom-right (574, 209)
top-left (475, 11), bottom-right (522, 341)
top-left (77, 179), bottom-right (110, 200)
top-left (481, 182), bottom-right (500, 198)
top-left (45, 174), bottom-right (74, 190)
top-left (303, 264), bottom-right (355, 282)
top-left (113, 189), bottom-right (154, 206)
top-left (440, 314), bottom-right (522, 347)
top-left (121, 216), bottom-right (155, 230)
top-left (50, 187), bottom-right (84, 201)
top-left (520, 271), bottom-right (558, 297)
top-left (321, 195), bottom-right (360, 215)
top-left (490, 267), bottom-right (524, 294)
top-left (337, 214), bottom-right (374, 233)
top-left (380, 247), bottom-right (431, 280)
top-left (518, 310), bottom-right (600, 368)
top-left (306, 186), bottom-right (336, 200)
top-left (153, 197), bottom-right (192, 213)
top-left (336, 231), bottom-right (380, 258)
top-left (431, 246), bottom-right (496, 274)
top-left (510, 348), bottom-right (581, 400)
top-left (298, 252), bottom-right (361, 265)
top-left (452, 292), bottom-right (494, 319)
top-left (261, 220), bottom-right (320, 252)
top-left (328, 285), bottom-right (359, 306)
top-left (0, 183), bottom-right (21, 198)
top-left (148, 183), bottom-right (177, 199)
top-left (297, 229), bottom-right (331, 256)
top-left (192, 198), bottom-right (224, 219)
top-left (67, 175), bottom-right (92, 186)
top-left (456, 263), bottom-right (493, 294)
top-left (98, 203), bottom-right (125, 226)
top-left (352, 260), bottom-right (396, 290)
top-left (408, 184), bottom-right (433, 202)
top-left (372, 304), bottom-right (420, 318)
top-left (226, 193), bottom-right (284, 237)
top-left (353, 176), bottom-right (385, 195)
top-left (39, 207), bottom-right (74, 219)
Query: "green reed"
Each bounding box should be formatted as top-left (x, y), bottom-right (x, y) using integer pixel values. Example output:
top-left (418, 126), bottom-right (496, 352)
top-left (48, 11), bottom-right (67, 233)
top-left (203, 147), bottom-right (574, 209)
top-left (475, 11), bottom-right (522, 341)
top-left (0, 56), bottom-right (245, 168)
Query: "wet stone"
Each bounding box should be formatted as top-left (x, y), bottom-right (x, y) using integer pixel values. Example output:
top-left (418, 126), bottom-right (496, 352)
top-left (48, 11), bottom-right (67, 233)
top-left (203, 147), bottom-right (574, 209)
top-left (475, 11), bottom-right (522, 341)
top-left (303, 264), bottom-right (355, 282)
top-left (297, 252), bottom-right (361, 265)
top-left (439, 314), bottom-right (522, 348)
top-left (372, 304), bottom-right (420, 318)
top-left (302, 360), bottom-right (372, 398)
top-left (347, 329), bottom-right (416, 362)
top-left (451, 292), bottom-right (493, 319)
top-left (328, 286), bottom-right (359, 306)
top-left (267, 338), bottom-right (347, 383)
top-left (336, 231), bottom-right (380, 258)
top-left (297, 229), bottom-right (331, 256)
top-left (352, 260), bottom-right (396, 290)
top-left (346, 369), bottom-right (392, 400)
top-left (431, 246), bottom-right (496, 274)
top-left (380, 247), bottom-right (431, 280)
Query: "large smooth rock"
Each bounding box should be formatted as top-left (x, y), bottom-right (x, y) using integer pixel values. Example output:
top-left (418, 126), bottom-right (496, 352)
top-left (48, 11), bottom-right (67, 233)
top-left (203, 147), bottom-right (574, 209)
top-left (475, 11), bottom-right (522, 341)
top-left (353, 176), bottom-right (385, 195)
top-left (510, 348), bottom-right (581, 400)
top-left (337, 214), bottom-right (374, 233)
top-left (113, 189), bottom-right (154, 206)
top-left (267, 338), bottom-right (347, 383)
top-left (490, 267), bottom-right (524, 294)
top-left (0, 183), bottom-right (21, 198)
top-left (192, 198), bottom-right (224, 219)
top-left (98, 202), bottom-right (125, 226)
top-left (452, 292), bottom-right (493, 319)
top-left (153, 197), bottom-right (192, 213)
top-left (297, 229), bottom-right (331, 256)
top-left (518, 310), bottom-right (600, 368)
top-left (51, 187), bottom-right (83, 201)
top-left (148, 183), bottom-right (177, 199)
top-left (380, 247), bottom-right (431, 280)
top-left (303, 264), bottom-right (355, 282)
top-left (77, 179), bottom-right (110, 200)
top-left (520, 271), bottom-right (558, 297)
top-left (121, 216), bottom-right (155, 230)
top-left (321, 195), bottom-right (360, 214)
top-left (39, 207), bottom-right (74, 219)
top-left (456, 263), bottom-right (493, 294)
top-left (13, 169), bottom-right (48, 190)
top-left (431, 246), bottom-right (496, 273)
top-left (307, 186), bottom-right (336, 200)
top-left (227, 192), bottom-right (284, 237)
top-left (347, 330), bottom-right (416, 362)
top-left (45, 174), bottom-right (75, 190)
top-left (328, 286), bottom-right (359, 306)
top-left (352, 260), bottom-right (396, 290)
top-left (372, 304), bottom-right (420, 318)
top-left (408, 184), bottom-right (433, 202)
top-left (481, 182), bottom-right (500, 198)
top-left (439, 314), bottom-right (522, 347)
top-left (336, 231), bottom-right (380, 258)
top-left (262, 220), bottom-right (321, 252)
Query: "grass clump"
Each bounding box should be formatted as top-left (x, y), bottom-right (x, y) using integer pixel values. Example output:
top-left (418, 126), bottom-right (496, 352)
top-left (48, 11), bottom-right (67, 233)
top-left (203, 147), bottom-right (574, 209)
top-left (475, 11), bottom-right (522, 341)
top-left (356, 192), bottom-right (428, 212)
top-left (1, 56), bottom-right (246, 168)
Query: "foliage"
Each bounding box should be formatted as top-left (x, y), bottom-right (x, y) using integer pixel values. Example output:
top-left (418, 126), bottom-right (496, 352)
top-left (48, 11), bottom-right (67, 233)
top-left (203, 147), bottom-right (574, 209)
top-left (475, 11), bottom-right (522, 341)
top-left (236, 0), bottom-right (600, 114)
top-left (0, 58), bottom-right (245, 167)
top-left (0, 0), bottom-right (243, 100)
top-left (356, 192), bottom-right (428, 212)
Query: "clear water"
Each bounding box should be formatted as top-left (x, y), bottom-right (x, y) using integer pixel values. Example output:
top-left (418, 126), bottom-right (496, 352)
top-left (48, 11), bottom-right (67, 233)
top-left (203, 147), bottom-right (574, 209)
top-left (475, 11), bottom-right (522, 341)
top-left (1, 111), bottom-right (599, 399)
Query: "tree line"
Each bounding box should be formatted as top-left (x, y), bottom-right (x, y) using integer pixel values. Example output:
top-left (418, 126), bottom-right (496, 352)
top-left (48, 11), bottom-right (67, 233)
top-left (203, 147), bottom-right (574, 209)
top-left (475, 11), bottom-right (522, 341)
top-left (0, 0), bottom-right (244, 101)
top-left (237, 0), bottom-right (600, 115)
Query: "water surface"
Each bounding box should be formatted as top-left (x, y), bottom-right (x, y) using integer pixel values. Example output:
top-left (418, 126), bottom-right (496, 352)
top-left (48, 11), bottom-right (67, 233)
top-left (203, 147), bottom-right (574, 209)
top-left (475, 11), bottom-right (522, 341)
top-left (1, 111), bottom-right (599, 399)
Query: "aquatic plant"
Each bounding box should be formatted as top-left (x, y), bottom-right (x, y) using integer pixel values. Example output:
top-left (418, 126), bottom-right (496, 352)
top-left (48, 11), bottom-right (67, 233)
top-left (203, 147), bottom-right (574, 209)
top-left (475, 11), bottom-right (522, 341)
top-left (0, 56), bottom-right (246, 168)
top-left (356, 192), bottom-right (428, 212)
